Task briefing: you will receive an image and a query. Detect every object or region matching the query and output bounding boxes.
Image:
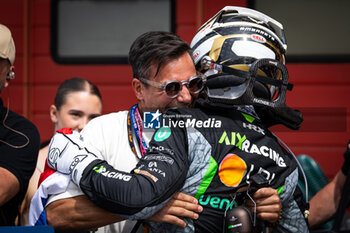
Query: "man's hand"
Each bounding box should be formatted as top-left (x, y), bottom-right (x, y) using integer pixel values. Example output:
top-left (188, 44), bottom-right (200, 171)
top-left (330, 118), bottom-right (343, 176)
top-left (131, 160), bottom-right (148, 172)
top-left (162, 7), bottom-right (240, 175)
top-left (47, 128), bottom-right (99, 184)
top-left (245, 187), bottom-right (281, 224)
top-left (148, 192), bottom-right (203, 227)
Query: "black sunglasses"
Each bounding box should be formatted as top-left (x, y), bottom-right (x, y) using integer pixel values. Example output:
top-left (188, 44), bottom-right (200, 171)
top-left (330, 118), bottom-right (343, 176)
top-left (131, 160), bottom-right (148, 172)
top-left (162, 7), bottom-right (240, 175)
top-left (140, 74), bottom-right (206, 98)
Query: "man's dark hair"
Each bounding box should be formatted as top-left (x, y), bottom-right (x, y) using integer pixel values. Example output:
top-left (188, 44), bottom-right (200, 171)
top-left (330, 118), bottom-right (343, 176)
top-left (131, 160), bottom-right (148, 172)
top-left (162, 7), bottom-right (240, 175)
top-left (128, 31), bottom-right (192, 82)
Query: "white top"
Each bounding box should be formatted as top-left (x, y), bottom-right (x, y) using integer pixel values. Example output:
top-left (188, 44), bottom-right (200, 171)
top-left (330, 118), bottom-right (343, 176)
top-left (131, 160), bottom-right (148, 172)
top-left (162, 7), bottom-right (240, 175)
top-left (47, 111), bottom-right (152, 233)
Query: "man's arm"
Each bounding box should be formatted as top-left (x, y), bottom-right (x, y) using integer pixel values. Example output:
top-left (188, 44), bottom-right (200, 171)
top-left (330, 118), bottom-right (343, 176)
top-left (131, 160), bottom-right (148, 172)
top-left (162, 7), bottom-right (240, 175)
top-left (46, 195), bottom-right (123, 232)
top-left (48, 128), bottom-right (189, 218)
top-left (0, 167), bottom-right (19, 205)
top-left (308, 171), bottom-right (346, 229)
top-left (0, 115), bottom-right (40, 207)
top-left (308, 141), bottom-right (350, 229)
top-left (46, 193), bottom-right (202, 232)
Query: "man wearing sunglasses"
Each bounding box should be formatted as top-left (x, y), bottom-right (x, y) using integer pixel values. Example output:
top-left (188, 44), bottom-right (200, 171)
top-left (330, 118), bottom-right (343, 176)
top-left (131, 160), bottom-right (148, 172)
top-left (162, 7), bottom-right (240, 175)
top-left (32, 30), bottom-right (281, 232)
top-left (33, 31), bottom-right (203, 233)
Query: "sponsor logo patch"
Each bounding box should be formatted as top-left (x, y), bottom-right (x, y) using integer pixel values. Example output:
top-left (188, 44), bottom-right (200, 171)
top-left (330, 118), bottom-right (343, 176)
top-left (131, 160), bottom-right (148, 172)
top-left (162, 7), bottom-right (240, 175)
top-left (219, 154), bottom-right (247, 187)
top-left (251, 34), bottom-right (266, 43)
top-left (218, 131), bottom-right (286, 167)
top-left (198, 194), bottom-right (238, 210)
top-left (134, 169), bottom-right (159, 182)
top-left (154, 127), bottom-right (171, 142)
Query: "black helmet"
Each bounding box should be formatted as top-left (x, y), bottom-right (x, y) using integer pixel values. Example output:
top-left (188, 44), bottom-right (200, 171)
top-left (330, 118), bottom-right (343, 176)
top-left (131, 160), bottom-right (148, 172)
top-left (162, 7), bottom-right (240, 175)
top-left (191, 6), bottom-right (288, 101)
top-left (191, 6), bottom-right (302, 130)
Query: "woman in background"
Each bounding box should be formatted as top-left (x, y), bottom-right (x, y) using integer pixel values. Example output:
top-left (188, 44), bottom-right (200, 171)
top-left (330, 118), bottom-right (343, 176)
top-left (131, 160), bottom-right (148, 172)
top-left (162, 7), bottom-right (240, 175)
top-left (19, 77), bottom-right (103, 225)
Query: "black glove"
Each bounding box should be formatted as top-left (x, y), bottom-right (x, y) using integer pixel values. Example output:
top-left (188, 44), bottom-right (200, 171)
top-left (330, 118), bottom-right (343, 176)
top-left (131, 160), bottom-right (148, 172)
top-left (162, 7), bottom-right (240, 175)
top-left (341, 140), bottom-right (350, 176)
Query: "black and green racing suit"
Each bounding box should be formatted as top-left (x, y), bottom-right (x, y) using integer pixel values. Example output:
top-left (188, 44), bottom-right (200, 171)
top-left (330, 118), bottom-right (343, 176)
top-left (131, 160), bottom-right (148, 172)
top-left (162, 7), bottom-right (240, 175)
top-left (77, 102), bottom-right (308, 233)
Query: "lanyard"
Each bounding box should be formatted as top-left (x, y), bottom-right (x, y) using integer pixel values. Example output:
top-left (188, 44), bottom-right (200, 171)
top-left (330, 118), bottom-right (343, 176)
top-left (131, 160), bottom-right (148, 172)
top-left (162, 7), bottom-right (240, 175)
top-left (127, 105), bottom-right (148, 158)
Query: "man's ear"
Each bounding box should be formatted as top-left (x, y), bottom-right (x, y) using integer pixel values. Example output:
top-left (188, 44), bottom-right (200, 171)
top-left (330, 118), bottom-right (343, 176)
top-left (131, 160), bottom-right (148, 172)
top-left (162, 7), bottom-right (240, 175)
top-left (132, 78), bottom-right (144, 100)
top-left (49, 104), bottom-right (58, 124)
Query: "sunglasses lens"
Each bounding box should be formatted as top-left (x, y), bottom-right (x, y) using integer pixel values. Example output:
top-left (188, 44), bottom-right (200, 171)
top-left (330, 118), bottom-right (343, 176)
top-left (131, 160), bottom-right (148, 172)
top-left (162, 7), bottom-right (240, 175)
top-left (163, 76), bottom-right (205, 97)
top-left (188, 77), bottom-right (204, 93)
top-left (165, 82), bottom-right (181, 97)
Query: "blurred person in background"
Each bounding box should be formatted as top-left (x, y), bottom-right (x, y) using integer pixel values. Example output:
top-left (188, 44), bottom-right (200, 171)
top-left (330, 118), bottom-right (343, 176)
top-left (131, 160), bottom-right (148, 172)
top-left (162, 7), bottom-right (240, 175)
top-left (0, 23), bottom-right (40, 226)
top-left (308, 141), bottom-right (350, 229)
top-left (19, 77), bottom-right (103, 225)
